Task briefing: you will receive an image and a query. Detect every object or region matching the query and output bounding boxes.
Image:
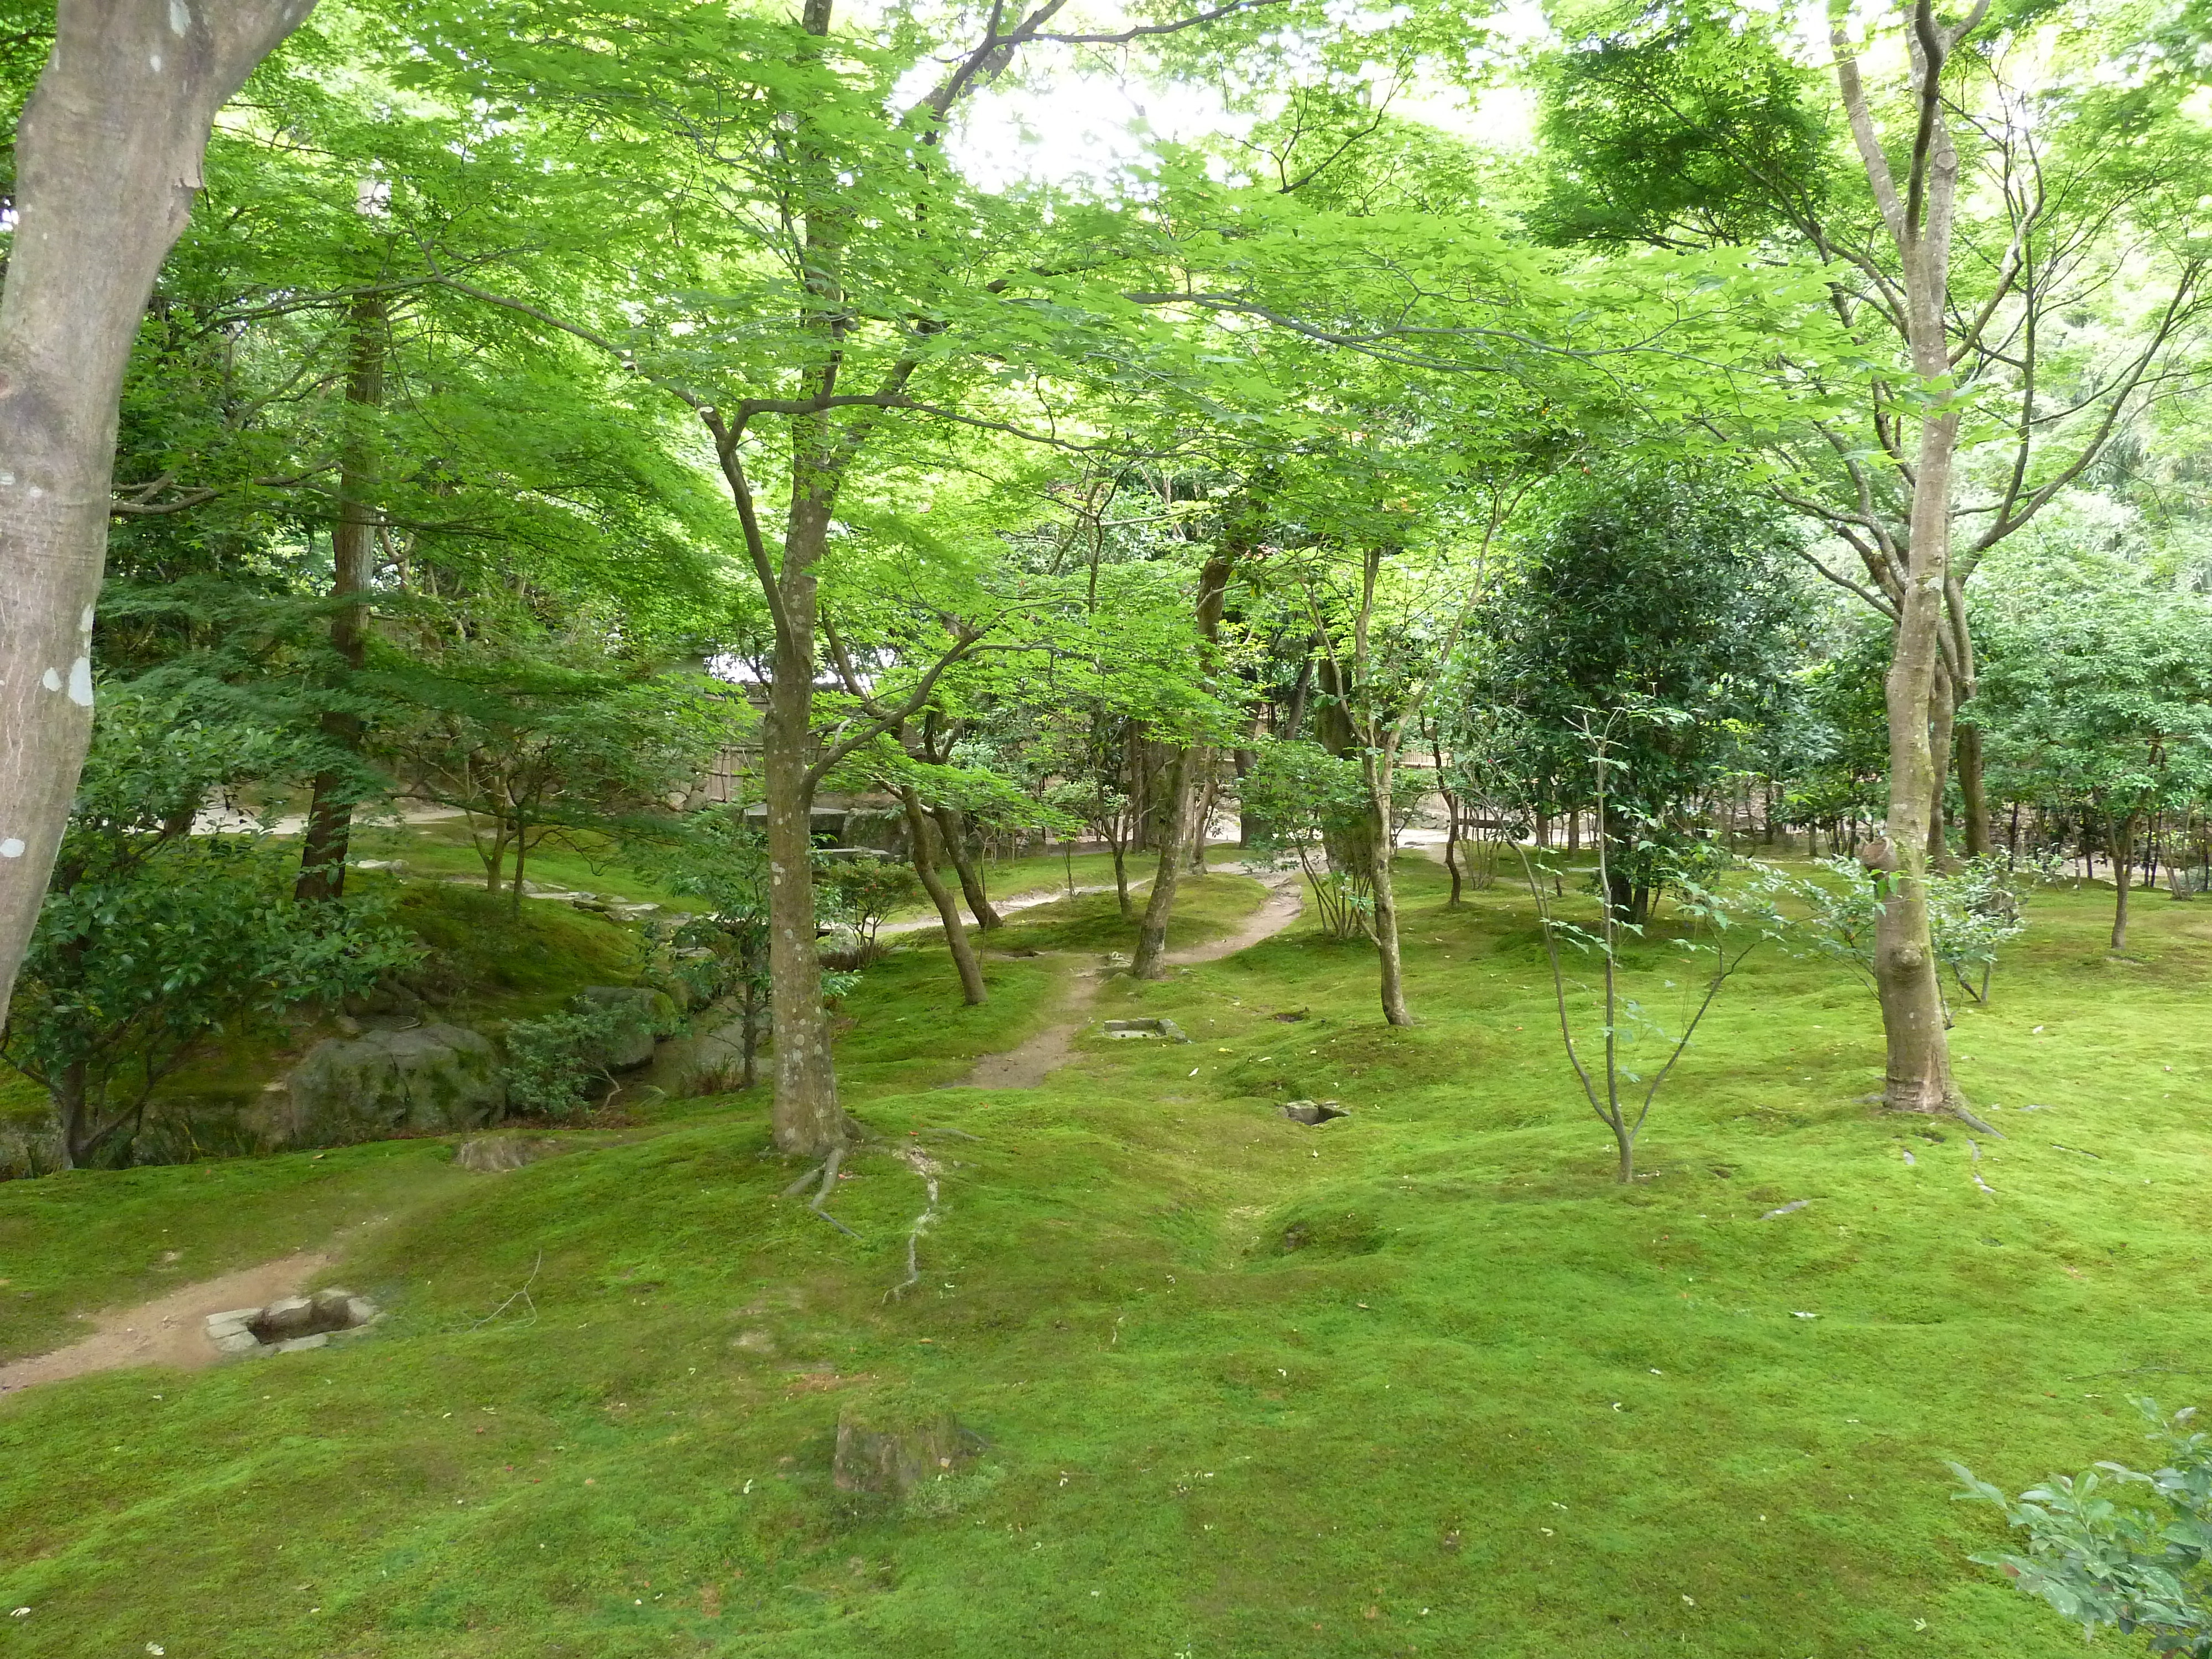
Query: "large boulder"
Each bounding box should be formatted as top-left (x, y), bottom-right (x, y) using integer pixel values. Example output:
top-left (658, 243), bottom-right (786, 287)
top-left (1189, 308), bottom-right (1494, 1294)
top-left (263, 1023), bottom-right (506, 1149)
top-left (573, 986), bottom-right (679, 1070)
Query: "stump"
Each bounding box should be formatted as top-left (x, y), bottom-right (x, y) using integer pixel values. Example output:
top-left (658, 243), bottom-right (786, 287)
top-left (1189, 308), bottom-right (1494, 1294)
top-left (833, 1406), bottom-right (978, 1498)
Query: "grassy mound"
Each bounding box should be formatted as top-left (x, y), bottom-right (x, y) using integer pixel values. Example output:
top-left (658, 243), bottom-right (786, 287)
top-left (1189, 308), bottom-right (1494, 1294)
top-left (1, 859), bottom-right (2208, 1656)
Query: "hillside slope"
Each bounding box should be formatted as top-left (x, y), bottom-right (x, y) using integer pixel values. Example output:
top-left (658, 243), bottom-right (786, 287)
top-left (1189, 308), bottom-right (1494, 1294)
top-left (1, 858), bottom-right (2208, 1657)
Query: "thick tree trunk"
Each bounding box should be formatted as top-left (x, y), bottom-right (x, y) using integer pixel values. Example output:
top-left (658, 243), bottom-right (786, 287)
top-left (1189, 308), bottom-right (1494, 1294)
top-left (763, 504), bottom-right (846, 1155)
top-left (905, 789), bottom-right (987, 1005)
top-left (54, 1059), bottom-right (95, 1171)
top-left (1873, 410), bottom-right (1964, 1115)
top-left (0, 0), bottom-right (318, 1019)
top-left (930, 804), bottom-right (1000, 930)
top-left (1926, 658), bottom-right (1956, 865)
top-left (296, 293), bottom-right (387, 902)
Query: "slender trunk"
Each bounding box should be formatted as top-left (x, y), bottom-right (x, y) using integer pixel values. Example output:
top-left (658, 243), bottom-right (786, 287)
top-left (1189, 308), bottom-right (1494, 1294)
top-left (509, 826), bottom-right (529, 919)
top-left (930, 804), bottom-right (1000, 930)
top-left (904, 789), bottom-right (987, 1005)
top-left (1836, 22), bottom-right (1970, 1118)
top-left (1110, 839), bottom-right (1131, 919)
top-left (0, 0), bottom-right (319, 1017)
top-left (2109, 811), bottom-right (2136, 952)
top-left (1133, 549), bottom-right (1236, 979)
top-left (296, 294), bottom-right (387, 902)
top-left (1368, 754), bottom-right (1410, 1026)
top-left (740, 975), bottom-right (764, 1091)
top-left (1189, 757), bottom-right (1216, 874)
top-left (1131, 747), bottom-right (1194, 979)
top-left (1954, 707), bottom-right (1992, 860)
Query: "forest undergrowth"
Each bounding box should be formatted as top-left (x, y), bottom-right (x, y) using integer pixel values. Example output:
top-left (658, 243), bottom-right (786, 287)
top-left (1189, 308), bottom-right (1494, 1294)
top-left (1, 853), bottom-right (2207, 1658)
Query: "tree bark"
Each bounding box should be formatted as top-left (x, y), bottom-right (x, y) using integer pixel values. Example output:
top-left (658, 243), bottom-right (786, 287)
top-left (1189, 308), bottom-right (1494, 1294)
top-left (929, 804), bottom-right (1000, 930)
top-left (0, 0), bottom-right (319, 1020)
top-left (904, 789), bottom-right (987, 1005)
top-left (1132, 549), bottom-right (1236, 980)
top-left (1836, 7), bottom-right (1972, 1119)
top-left (1926, 657), bottom-right (1956, 865)
top-left (2109, 810), bottom-right (2136, 952)
top-left (762, 501), bottom-right (847, 1156)
top-left (1131, 747), bottom-right (1194, 979)
top-left (1366, 755), bottom-right (1410, 1026)
top-left (296, 293), bottom-right (387, 902)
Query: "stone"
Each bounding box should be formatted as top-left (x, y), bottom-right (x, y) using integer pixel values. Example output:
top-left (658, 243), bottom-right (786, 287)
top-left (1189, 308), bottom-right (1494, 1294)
top-left (1280, 1099), bottom-right (1348, 1126)
top-left (253, 1296), bottom-right (319, 1339)
top-left (218, 1290), bottom-right (379, 1357)
top-left (573, 987), bottom-right (679, 1070)
top-left (454, 1134), bottom-right (562, 1174)
top-left (260, 1024), bottom-right (505, 1150)
top-left (1100, 1018), bottom-right (1192, 1044)
top-left (833, 1406), bottom-right (980, 1498)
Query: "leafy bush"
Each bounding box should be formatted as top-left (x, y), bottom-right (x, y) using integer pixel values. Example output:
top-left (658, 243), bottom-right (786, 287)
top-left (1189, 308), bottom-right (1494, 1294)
top-left (819, 855), bottom-right (921, 968)
top-left (1795, 853), bottom-right (2028, 1008)
top-left (2, 692), bottom-right (418, 1168)
top-left (1954, 1400), bottom-right (2212, 1656)
top-left (502, 999), bottom-right (656, 1117)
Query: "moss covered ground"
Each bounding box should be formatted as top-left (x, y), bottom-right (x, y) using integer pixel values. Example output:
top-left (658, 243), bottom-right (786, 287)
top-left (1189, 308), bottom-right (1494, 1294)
top-left (1, 853), bottom-right (2208, 1656)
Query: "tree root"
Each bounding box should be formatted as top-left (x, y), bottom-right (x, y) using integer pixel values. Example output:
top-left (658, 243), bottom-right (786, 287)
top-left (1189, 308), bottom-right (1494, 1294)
top-left (883, 1144), bottom-right (944, 1302)
top-left (1950, 1103), bottom-right (2006, 1138)
top-left (781, 1146), bottom-right (860, 1238)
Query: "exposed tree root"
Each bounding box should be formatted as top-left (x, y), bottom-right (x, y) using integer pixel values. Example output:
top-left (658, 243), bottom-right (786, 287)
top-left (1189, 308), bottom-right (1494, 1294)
top-left (1950, 1103), bottom-right (2006, 1138)
top-left (884, 1144), bottom-right (944, 1302)
top-left (782, 1146), bottom-right (860, 1237)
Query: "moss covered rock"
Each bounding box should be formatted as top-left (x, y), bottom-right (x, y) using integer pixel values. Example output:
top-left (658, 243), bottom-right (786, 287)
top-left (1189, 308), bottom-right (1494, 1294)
top-left (260, 1024), bottom-right (506, 1149)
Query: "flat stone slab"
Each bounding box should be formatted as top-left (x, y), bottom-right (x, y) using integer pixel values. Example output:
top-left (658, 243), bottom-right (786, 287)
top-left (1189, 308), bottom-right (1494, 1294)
top-left (1100, 1019), bottom-right (1191, 1043)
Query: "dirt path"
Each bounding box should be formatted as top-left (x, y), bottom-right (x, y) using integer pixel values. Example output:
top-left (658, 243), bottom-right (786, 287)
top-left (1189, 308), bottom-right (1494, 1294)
top-left (950, 871), bottom-right (1305, 1091)
top-left (878, 878), bottom-right (1145, 938)
top-left (0, 1249), bottom-right (331, 1397)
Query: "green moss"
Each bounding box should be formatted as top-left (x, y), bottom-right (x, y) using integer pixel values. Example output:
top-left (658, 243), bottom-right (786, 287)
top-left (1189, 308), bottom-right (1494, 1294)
top-left (0, 857), bottom-right (2208, 1656)
top-left (392, 881), bottom-right (646, 1008)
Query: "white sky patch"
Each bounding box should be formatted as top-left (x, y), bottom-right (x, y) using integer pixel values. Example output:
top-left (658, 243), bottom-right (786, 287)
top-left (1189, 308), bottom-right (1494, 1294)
top-left (933, 0), bottom-right (1553, 190)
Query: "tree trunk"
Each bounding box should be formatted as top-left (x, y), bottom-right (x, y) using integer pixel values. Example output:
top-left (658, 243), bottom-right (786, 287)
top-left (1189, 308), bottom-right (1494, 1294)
top-left (296, 293), bottom-right (387, 902)
top-left (509, 826), bottom-right (530, 918)
top-left (763, 504), bottom-right (846, 1155)
top-left (1926, 658), bottom-right (1956, 865)
top-left (54, 1059), bottom-right (92, 1172)
top-left (1109, 839), bottom-right (1131, 919)
top-left (0, 0), bottom-right (319, 1018)
top-left (1953, 688), bottom-right (1992, 860)
top-left (2109, 810), bottom-right (2136, 952)
top-left (1836, 17), bottom-right (1972, 1119)
top-left (1132, 549), bottom-right (1237, 979)
top-left (905, 789), bottom-right (987, 1005)
top-left (929, 804), bottom-right (1000, 930)
top-left (1366, 756), bottom-right (1410, 1026)
top-left (1131, 747), bottom-right (1193, 979)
